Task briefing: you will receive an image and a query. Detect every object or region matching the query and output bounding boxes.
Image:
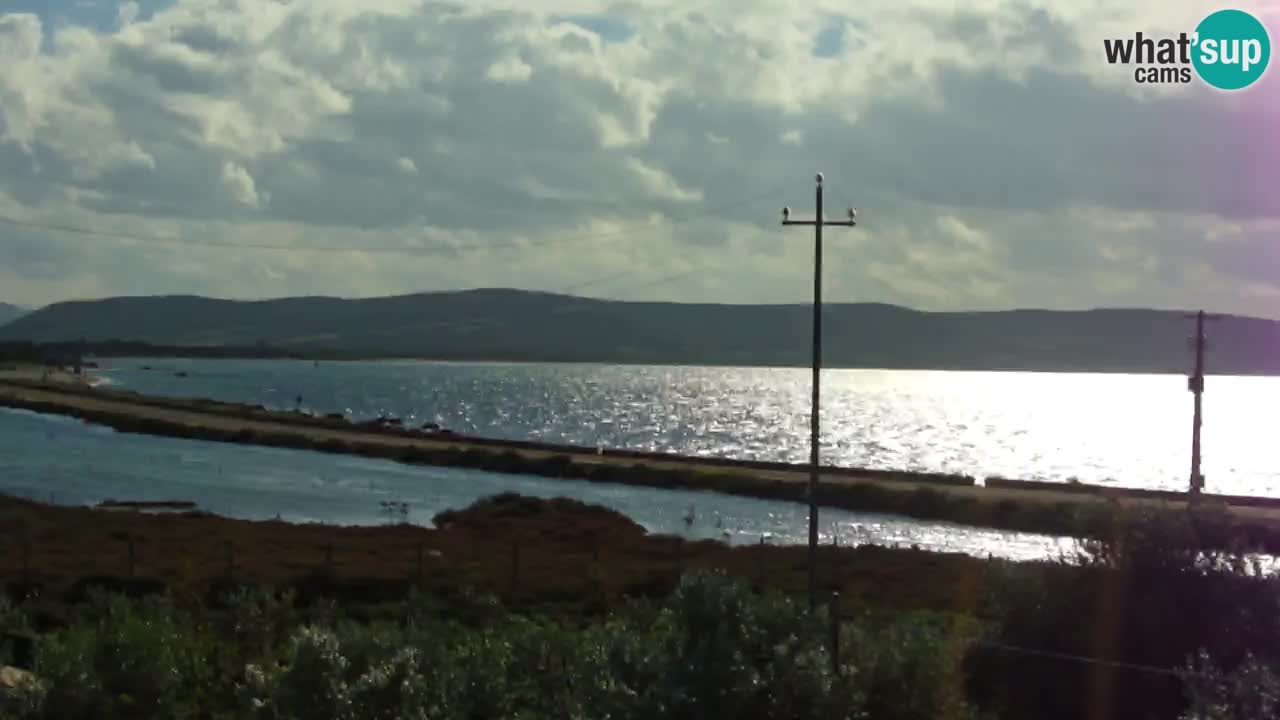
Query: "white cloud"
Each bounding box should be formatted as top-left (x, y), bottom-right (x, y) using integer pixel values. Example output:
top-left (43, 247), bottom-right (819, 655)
top-left (117, 2), bottom-right (140, 28)
top-left (221, 161), bottom-right (263, 209)
top-left (486, 55), bottom-right (534, 84)
top-left (935, 215), bottom-right (993, 252)
top-left (0, 0), bottom-right (1277, 319)
top-left (626, 158), bottom-right (703, 203)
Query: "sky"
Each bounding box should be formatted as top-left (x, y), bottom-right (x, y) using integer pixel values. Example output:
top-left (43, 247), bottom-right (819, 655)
top-left (1, 0), bottom-right (1279, 316)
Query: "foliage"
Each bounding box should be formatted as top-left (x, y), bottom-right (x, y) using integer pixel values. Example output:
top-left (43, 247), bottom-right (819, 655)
top-left (1181, 651), bottom-right (1280, 720)
top-left (0, 592), bottom-right (30, 637)
top-left (843, 610), bottom-right (980, 720)
top-left (18, 592), bottom-right (224, 720)
top-left (968, 506), bottom-right (1280, 720)
top-left (3, 573), bottom-right (981, 720)
top-left (9, 522), bottom-right (1280, 720)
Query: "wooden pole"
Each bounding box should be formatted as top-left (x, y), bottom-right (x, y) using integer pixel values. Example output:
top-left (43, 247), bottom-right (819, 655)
top-left (1189, 310), bottom-right (1208, 494)
top-left (756, 536), bottom-right (766, 588)
top-left (807, 177), bottom-right (824, 611)
top-left (829, 591), bottom-right (841, 676)
top-left (128, 534), bottom-right (136, 578)
top-left (589, 533), bottom-right (601, 595)
top-left (510, 542), bottom-right (520, 595)
top-left (21, 535), bottom-right (31, 587)
top-left (782, 173), bottom-right (857, 610)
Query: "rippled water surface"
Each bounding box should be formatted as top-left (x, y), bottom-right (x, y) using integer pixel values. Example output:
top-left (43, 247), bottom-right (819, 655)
top-left (0, 408), bottom-right (1071, 561)
top-left (92, 358), bottom-right (1280, 496)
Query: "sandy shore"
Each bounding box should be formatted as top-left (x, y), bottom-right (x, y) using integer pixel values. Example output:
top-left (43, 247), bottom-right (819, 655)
top-left (2, 378), bottom-right (1280, 546)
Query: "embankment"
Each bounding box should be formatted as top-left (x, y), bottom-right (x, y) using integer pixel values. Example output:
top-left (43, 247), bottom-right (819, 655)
top-left (3, 379), bottom-right (1280, 551)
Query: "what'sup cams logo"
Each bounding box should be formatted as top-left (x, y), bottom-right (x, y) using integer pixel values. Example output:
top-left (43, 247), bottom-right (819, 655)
top-left (1104, 9), bottom-right (1270, 89)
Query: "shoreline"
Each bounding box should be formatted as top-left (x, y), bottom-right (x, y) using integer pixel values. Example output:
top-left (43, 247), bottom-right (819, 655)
top-left (3, 377), bottom-right (1280, 551)
top-left (5, 347), bottom-right (1272, 377)
top-left (91, 353), bottom-right (1280, 377)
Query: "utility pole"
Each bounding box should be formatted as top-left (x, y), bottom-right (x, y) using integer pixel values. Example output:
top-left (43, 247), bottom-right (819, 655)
top-left (1186, 310), bottom-right (1217, 495)
top-left (782, 173), bottom-right (858, 609)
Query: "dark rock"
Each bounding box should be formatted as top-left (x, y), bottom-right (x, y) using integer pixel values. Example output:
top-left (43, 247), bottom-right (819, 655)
top-left (432, 493), bottom-right (647, 543)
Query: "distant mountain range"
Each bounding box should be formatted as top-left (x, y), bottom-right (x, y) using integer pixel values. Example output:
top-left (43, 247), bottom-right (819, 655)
top-left (0, 302), bottom-right (29, 327)
top-left (1, 289), bottom-right (1276, 374)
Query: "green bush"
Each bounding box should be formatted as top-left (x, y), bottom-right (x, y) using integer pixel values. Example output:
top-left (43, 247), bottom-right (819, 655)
top-left (23, 593), bottom-right (222, 720)
top-left (1181, 651), bottom-right (1280, 720)
top-left (4, 574), bottom-right (987, 720)
top-left (967, 506), bottom-right (1280, 720)
top-left (843, 611), bottom-right (980, 720)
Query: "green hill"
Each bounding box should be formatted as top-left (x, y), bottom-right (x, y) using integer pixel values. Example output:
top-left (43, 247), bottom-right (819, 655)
top-left (1, 289), bottom-right (1274, 374)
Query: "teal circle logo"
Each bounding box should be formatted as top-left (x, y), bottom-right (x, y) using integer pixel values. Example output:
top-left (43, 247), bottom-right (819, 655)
top-left (1192, 9), bottom-right (1270, 90)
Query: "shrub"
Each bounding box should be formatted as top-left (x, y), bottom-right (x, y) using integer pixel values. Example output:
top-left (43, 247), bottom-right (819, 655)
top-left (968, 506), bottom-right (1280, 720)
top-left (241, 626), bottom-right (354, 719)
top-left (6, 574), bottom-right (981, 720)
top-left (1181, 651), bottom-right (1280, 720)
top-left (24, 594), bottom-right (221, 720)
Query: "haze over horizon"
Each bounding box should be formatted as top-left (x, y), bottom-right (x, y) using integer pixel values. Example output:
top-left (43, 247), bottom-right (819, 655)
top-left (1, 1), bottom-right (1277, 317)
top-left (2, 288), bottom-right (1274, 324)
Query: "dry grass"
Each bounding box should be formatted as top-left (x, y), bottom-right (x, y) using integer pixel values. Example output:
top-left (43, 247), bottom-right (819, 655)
top-left (0, 493), bottom-right (994, 622)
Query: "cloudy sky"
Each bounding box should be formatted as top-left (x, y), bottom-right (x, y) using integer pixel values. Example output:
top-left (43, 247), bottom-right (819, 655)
top-left (1, 0), bottom-right (1278, 316)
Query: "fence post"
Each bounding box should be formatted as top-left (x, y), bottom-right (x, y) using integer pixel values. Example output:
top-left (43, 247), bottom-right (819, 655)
top-left (756, 536), bottom-right (765, 588)
top-left (829, 591), bottom-right (841, 676)
top-left (128, 534), bottom-right (137, 578)
top-left (324, 542), bottom-right (335, 577)
top-left (587, 533), bottom-right (601, 596)
top-left (21, 534), bottom-right (31, 587)
top-left (417, 542), bottom-right (425, 584)
top-left (226, 540), bottom-right (235, 576)
top-left (510, 542), bottom-right (520, 595)
top-left (4, 631), bottom-right (34, 670)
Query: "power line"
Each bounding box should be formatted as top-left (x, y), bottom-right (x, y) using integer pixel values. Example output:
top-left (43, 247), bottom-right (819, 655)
top-left (545, 178), bottom-right (862, 306)
top-left (543, 266), bottom-right (711, 318)
top-left (0, 180), bottom-right (791, 256)
top-left (612, 266), bottom-right (705, 297)
top-left (558, 268), bottom-right (642, 295)
top-left (971, 639), bottom-right (1204, 680)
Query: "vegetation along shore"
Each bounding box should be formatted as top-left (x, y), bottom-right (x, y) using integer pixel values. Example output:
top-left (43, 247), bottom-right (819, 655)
top-left (2, 492), bottom-right (1279, 719)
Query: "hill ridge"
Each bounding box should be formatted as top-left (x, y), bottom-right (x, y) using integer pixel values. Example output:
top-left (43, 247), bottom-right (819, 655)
top-left (2, 289), bottom-right (1277, 374)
